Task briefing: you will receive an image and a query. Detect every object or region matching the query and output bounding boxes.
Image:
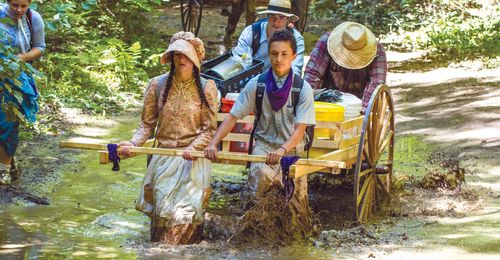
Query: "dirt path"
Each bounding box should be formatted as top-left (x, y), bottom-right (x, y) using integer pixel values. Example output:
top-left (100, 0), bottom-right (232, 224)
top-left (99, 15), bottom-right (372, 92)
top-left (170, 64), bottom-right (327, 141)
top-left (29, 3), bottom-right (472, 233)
top-left (381, 53), bottom-right (500, 259)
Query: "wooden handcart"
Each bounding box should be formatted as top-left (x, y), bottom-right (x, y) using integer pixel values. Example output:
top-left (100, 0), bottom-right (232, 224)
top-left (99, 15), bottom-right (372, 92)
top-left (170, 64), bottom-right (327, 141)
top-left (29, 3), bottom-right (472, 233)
top-left (60, 84), bottom-right (394, 222)
top-left (216, 84), bottom-right (395, 221)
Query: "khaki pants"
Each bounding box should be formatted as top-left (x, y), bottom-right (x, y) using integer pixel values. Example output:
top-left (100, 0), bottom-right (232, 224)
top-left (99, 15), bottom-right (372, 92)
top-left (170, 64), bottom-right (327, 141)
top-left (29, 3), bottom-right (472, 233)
top-left (248, 142), bottom-right (310, 218)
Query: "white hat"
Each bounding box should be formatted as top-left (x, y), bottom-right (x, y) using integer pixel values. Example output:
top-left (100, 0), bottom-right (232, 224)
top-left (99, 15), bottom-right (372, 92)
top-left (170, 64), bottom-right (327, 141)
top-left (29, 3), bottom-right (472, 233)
top-left (328, 22), bottom-right (377, 70)
top-left (258, 0), bottom-right (299, 23)
top-left (160, 31), bottom-right (205, 69)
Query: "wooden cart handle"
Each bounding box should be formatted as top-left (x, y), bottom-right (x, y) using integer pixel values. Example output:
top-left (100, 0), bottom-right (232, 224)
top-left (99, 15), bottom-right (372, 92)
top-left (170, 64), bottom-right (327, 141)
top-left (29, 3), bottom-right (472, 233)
top-left (60, 140), bottom-right (346, 169)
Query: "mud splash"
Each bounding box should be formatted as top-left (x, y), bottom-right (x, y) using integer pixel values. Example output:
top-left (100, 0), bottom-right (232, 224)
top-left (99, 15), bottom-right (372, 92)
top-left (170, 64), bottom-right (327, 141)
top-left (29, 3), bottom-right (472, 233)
top-left (228, 187), bottom-right (317, 247)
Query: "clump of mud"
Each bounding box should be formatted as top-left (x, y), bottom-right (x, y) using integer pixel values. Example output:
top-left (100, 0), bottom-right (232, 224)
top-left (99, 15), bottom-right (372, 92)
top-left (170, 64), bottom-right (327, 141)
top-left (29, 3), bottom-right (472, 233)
top-left (228, 186), bottom-right (318, 247)
top-left (314, 225), bottom-right (378, 248)
top-left (381, 150), bottom-right (485, 219)
top-left (420, 152), bottom-right (466, 190)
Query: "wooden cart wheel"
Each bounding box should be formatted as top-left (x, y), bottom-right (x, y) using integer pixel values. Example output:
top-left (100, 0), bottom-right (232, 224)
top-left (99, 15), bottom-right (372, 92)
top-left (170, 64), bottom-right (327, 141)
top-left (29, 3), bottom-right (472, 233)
top-left (180, 0), bottom-right (203, 36)
top-left (354, 84), bottom-right (395, 222)
top-left (298, 0), bottom-right (309, 34)
top-left (292, 0), bottom-right (310, 34)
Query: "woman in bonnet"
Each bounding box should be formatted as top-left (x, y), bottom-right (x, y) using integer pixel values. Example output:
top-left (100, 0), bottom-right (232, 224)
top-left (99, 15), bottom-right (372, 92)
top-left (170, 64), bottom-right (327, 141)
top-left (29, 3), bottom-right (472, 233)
top-left (118, 31), bottom-right (218, 244)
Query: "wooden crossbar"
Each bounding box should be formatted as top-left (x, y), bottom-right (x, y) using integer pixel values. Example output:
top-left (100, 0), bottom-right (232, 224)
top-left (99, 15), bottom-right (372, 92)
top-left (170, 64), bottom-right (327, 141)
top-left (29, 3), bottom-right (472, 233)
top-left (289, 145), bottom-right (358, 179)
top-left (60, 140), bottom-right (347, 170)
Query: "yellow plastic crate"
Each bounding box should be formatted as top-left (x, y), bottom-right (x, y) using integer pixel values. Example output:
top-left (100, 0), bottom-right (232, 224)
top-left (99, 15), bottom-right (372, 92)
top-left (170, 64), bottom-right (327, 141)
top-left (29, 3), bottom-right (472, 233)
top-left (315, 102), bottom-right (345, 139)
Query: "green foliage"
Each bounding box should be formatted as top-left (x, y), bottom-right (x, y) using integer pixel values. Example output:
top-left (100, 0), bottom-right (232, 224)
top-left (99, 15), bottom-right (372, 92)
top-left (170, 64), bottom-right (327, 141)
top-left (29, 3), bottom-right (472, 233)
top-left (310, 1), bottom-right (500, 60)
top-left (39, 41), bottom-right (148, 114)
top-left (37, 0), bottom-right (162, 42)
top-left (97, 39), bottom-right (146, 91)
top-left (26, 0), bottom-right (165, 116)
top-left (425, 10), bottom-right (500, 58)
top-left (310, 0), bottom-right (404, 35)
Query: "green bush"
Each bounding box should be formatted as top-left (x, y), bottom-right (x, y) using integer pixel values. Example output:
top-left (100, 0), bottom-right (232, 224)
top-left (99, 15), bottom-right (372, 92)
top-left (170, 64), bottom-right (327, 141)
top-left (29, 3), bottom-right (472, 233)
top-left (29, 0), bottom-right (165, 115)
top-left (310, 0), bottom-right (404, 35)
top-left (311, 1), bottom-right (499, 60)
top-left (425, 10), bottom-right (500, 58)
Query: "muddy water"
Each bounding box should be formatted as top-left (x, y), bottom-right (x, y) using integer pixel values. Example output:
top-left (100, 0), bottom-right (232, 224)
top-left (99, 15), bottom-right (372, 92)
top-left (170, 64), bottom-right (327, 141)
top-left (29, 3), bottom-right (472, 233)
top-left (0, 115), bottom-right (150, 258)
top-left (1, 109), bottom-right (499, 258)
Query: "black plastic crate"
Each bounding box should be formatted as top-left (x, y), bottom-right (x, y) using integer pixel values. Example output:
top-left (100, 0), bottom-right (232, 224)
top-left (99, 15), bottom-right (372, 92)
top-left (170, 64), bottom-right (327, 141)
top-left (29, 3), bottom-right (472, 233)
top-left (201, 52), bottom-right (264, 97)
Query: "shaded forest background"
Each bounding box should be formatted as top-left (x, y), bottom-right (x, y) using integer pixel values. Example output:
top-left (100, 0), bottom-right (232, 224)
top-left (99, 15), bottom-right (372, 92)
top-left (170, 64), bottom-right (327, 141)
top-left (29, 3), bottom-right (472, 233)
top-left (1, 0), bottom-right (499, 135)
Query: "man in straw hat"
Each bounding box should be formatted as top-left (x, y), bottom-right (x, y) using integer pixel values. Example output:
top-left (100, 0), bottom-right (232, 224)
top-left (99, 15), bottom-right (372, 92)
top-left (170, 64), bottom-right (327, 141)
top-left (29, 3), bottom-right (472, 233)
top-left (232, 0), bottom-right (305, 74)
top-left (304, 22), bottom-right (387, 113)
top-left (205, 30), bottom-right (315, 238)
top-left (118, 31), bottom-right (218, 244)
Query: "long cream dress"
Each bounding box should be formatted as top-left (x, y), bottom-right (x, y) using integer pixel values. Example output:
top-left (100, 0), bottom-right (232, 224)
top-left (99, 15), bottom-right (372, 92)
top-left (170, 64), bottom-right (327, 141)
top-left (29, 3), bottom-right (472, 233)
top-left (131, 73), bottom-right (218, 244)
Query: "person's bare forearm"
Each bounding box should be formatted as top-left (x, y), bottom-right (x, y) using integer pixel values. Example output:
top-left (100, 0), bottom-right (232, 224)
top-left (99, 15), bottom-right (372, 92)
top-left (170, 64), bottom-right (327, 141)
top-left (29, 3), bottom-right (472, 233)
top-left (266, 124), bottom-right (307, 165)
top-left (210, 114), bottom-right (238, 146)
top-left (18, 48), bottom-right (43, 62)
top-left (280, 124), bottom-right (307, 153)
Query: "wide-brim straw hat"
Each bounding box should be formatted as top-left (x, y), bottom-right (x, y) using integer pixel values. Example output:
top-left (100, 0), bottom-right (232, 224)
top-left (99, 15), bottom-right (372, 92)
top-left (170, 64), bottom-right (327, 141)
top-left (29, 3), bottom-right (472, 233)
top-left (258, 0), bottom-right (299, 23)
top-left (160, 31), bottom-right (205, 69)
top-left (327, 22), bottom-right (377, 70)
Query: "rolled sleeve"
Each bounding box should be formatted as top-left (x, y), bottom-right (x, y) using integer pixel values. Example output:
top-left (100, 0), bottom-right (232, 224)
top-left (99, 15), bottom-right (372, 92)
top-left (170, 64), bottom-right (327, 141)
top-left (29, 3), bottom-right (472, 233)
top-left (234, 25), bottom-right (253, 57)
top-left (292, 29), bottom-right (305, 75)
top-left (30, 11), bottom-right (46, 52)
top-left (361, 43), bottom-right (387, 111)
top-left (294, 81), bottom-right (316, 126)
top-left (131, 78), bottom-right (158, 146)
top-left (230, 76), bottom-right (258, 119)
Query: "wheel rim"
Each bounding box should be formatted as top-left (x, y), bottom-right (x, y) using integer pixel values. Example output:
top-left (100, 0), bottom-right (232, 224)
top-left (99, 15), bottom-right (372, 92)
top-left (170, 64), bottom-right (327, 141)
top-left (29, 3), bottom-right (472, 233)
top-left (299, 0), bottom-right (310, 34)
top-left (181, 0), bottom-right (203, 36)
top-left (354, 84), bottom-right (395, 222)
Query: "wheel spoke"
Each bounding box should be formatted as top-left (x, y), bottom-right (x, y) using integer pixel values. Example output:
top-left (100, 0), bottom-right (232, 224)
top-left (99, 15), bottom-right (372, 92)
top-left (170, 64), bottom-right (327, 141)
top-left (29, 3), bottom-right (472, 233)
top-left (359, 196), bottom-right (367, 220)
top-left (363, 141), bottom-right (373, 166)
top-left (379, 109), bottom-right (393, 145)
top-left (376, 176), bottom-right (390, 197)
top-left (359, 168), bottom-right (372, 178)
top-left (357, 175), bottom-right (373, 206)
top-left (193, 12), bottom-right (199, 30)
top-left (377, 130), bottom-right (394, 158)
top-left (361, 178), bottom-right (375, 221)
top-left (188, 8), bottom-right (193, 31)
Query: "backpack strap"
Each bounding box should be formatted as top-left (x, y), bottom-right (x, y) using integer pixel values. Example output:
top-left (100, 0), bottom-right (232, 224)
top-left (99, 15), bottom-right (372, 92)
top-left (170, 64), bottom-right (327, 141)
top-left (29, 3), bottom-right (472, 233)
top-left (290, 73), bottom-right (314, 156)
top-left (251, 18), bottom-right (268, 56)
top-left (246, 72), bottom-right (267, 166)
top-left (26, 9), bottom-right (33, 49)
top-left (155, 73), bottom-right (169, 99)
top-left (247, 72), bottom-right (314, 161)
top-left (291, 73), bottom-right (304, 117)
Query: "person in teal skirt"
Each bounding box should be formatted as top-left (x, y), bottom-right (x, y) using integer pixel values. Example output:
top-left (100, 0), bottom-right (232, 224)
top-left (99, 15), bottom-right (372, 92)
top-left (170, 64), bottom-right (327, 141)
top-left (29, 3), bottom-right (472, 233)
top-left (0, 0), bottom-right (46, 184)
